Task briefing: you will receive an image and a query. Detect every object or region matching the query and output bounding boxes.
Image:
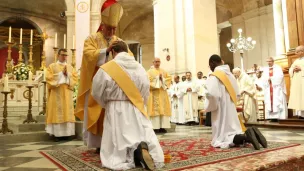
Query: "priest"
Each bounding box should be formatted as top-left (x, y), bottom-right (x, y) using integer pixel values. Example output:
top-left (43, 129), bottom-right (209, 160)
top-left (46, 49), bottom-right (78, 141)
top-left (168, 75), bottom-right (185, 124)
top-left (92, 41), bottom-right (164, 170)
top-left (147, 58), bottom-right (172, 133)
top-left (288, 45), bottom-right (304, 119)
top-left (181, 72), bottom-right (200, 125)
top-left (262, 57), bottom-right (288, 120)
top-left (232, 67), bottom-right (257, 123)
top-left (195, 71), bottom-right (206, 111)
top-left (205, 54), bottom-right (267, 150)
top-left (75, 0), bottom-right (132, 151)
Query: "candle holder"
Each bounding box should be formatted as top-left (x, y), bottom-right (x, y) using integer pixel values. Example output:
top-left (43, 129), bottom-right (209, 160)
top-left (37, 28), bottom-right (49, 70)
top-left (71, 49), bottom-right (76, 68)
top-left (53, 47), bottom-right (59, 62)
top-left (39, 81), bottom-right (47, 115)
top-left (23, 85), bottom-right (37, 124)
top-left (6, 42), bottom-right (15, 73)
top-left (18, 44), bottom-right (23, 64)
top-left (0, 91), bottom-right (13, 134)
top-left (28, 45), bottom-right (35, 73)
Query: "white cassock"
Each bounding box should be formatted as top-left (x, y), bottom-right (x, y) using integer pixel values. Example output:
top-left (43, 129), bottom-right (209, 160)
top-left (181, 80), bottom-right (200, 123)
top-left (168, 82), bottom-right (185, 124)
top-left (83, 49), bottom-right (108, 148)
top-left (236, 72), bottom-right (258, 123)
top-left (254, 77), bottom-right (265, 120)
top-left (204, 65), bottom-right (243, 148)
top-left (92, 53), bottom-right (164, 170)
top-left (288, 57), bottom-right (304, 117)
top-left (262, 64), bottom-right (288, 119)
top-left (195, 78), bottom-right (206, 110)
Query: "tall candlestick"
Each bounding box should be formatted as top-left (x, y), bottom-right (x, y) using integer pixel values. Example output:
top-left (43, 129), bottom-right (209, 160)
top-left (20, 28), bottom-right (23, 44)
top-left (43, 67), bottom-right (46, 81)
top-left (28, 71), bottom-right (32, 85)
top-left (8, 27), bottom-right (11, 43)
top-left (55, 33), bottom-right (58, 48)
top-left (3, 74), bottom-right (8, 92)
top-left (30, 29), bottom-right (33, 45)
top-left (64, 34), bottom-right (66, 49)
top-left (72, 35), bottom-right (75, 49)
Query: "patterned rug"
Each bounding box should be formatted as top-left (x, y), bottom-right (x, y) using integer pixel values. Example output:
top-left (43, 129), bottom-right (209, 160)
top-left (40, 137), bottom-right (300, 171)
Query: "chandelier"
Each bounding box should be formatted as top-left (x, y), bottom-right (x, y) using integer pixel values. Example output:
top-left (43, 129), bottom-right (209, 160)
top-left (226, 28), bottom-right (256, 71)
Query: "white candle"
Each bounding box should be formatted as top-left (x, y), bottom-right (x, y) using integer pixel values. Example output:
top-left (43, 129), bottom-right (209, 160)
top-left (4, 74), bottom-right (9, 92)
top-left (20, 28), bottom-right (23, 44)
top-left (43, 68), bottom-right (46, 81)
top-left (72, 35), bottom-right (75, 49)
top-left (55, 33), bottom-right (58, 48)
top-left (28, 71), bottom-right (32, 85)
top-left (8, 27), bottom-right (11, 43)
top-left (64, 34), bottom-right (66, 49)
top-left (30, 29), bottom-right (33, 45)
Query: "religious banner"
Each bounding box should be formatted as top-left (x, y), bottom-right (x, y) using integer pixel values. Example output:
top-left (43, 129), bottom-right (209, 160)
top-left (75, 0), bottom-right (91, 70)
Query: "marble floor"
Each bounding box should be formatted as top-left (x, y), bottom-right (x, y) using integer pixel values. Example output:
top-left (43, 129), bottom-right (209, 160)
top-left (1, 125), bottom-right (304, 171)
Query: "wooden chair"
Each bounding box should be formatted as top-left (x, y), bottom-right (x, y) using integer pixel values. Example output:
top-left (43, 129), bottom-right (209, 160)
top-left (236, 97), bottom-right (247, 123)
top-left (257, 100), bottom-right (265, 121)
top-left (199, 110), bottom-right (206, 125)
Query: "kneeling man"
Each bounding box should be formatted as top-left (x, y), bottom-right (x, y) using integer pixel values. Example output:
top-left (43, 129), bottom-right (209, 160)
top-left (92, 41), bottom-right (164, 170)
top-left (204, 54), bottom-right (267, 150)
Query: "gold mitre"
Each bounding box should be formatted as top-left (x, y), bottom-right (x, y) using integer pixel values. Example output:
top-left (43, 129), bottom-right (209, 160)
top-left (101, 1), bottom-right (123, 27)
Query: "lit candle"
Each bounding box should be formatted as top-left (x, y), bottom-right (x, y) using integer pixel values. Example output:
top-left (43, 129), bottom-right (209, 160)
top-left (43, 67), bottom-right (46, 81)
top-left (4, 74), bottom-right (9, 92)
top-left (55, 33), bottom-right (57, 48)
top-left (72, 35), bottom-right (75, 49)
top-left (8, 27), bottom-right (11, 43)
top-left (30, 29), bottom-right (33, 45)
top-left (64, 34), bottom-right (66, 49)
top-left (28, 71), bottom-right (32, 85)
top-left (20, 28), bottom-right (23, 44)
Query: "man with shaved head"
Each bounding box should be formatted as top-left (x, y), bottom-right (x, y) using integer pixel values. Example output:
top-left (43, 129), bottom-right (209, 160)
top-left (261, 57), bottom-right (288, 121)
top-left (232, 67), bottom-right (257, 123)
top-left (147, 58), bottom-right (172, 133)
top-left (288, 45), bottom-right (304, 119)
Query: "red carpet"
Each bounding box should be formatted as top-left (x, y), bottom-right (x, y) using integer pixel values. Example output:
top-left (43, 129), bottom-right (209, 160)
top-left (40, 137), bottom-right (300, 171)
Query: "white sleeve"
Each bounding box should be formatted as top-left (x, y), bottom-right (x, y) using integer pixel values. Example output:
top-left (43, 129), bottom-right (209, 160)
top-left (96, 48), bottom-right (107, 67)
top-left (204, 76), bottom-right (220, 112)
top-left (91, 69), bottom-right (108, 107)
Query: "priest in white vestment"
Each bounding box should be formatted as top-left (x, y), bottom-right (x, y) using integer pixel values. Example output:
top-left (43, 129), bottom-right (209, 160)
top-left (205, 54), bottom-right (267, 150)
top-left (92, 41), bottom-right (164, 170)
top-left (168, 76), bottom-right (185, 124)
top-left (262, 57), bottom-right (288, 120)
top-left (288, 45), bottom-right (304, 119)
top-left (232, 68), bottom-right (258, 123)
top-left (195, 71), bottom-right (206, 110)
top-left (181, 72), bottom-right (200, 124)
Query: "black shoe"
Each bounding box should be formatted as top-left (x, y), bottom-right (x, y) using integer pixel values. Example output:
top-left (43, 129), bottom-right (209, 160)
top-left (134, 149), bottom-right (141, 167)
top-left (54, 137), bottom-right (60, 142)
top-left (159, 128), bottom-right (167, 133)
top-left (95, 148), bottom-right (100, 154)
top-left (252, 127), bottom-right (267, 148)
top-left (134, 142), bottom-right (155, 170)
top-left (245, 128), bottom-right (260, 150)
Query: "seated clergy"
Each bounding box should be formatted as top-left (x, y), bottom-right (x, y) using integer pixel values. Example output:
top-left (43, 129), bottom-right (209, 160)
top-left (45, 49), bottom-right (78, 141)
top-left (204, 54), bottom-right (267, 150)
top-left (92, 41), bottom-right (164, 170)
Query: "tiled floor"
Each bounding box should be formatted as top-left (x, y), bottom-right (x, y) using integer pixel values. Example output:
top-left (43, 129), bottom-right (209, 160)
top-left (1, 125), bottom-right (304, 171)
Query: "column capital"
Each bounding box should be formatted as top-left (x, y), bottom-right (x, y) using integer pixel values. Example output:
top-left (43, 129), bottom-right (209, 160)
top-left (152, 0), bottom-right (158, 5)
top-left (65, 11), bottom-right (75, 21)
top-left (217, 21), bottom-right (231, 29)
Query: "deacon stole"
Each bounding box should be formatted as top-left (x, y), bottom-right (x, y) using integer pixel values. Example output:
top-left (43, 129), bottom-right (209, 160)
top-left (211, 70), bottom-right (247, 132)
top-left (269, 68), bottom-right (273, 112)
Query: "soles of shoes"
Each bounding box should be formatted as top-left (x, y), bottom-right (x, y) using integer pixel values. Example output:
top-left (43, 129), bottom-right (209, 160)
top-left (252, 127), bottom-right (267, 148)
top-left (138, 142), bottom-right (155, 170)
top-left (245, 128), bottom-right (260, 150)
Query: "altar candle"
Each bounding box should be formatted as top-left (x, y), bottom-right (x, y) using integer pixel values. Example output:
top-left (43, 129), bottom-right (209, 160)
top-left (55, 33), bottom-right (58, 48)
top-left (64, 34), bottom-right (66, 49)
top-left (43, 67), bottom-right (46, 81)
top-left (4, 74), bottom-right (8, 92)
top-left (20, 28), bottom-right (23, 44)
top-left (28, 71), bottom-right (33, 85)
top-left (72, 35), bottom-right (75, 49)
top-left (8, 27), bottom-right (11, 43)
top-left (30, 29), bottom-right (33, 45)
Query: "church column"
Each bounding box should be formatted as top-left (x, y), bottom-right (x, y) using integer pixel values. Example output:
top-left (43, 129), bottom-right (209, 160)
top-left (217, 28), bottom-right (222, 56)
top-left (273, 0), bottom-right (286, 59)
top-left (65, 11), bottom-right (75, 64)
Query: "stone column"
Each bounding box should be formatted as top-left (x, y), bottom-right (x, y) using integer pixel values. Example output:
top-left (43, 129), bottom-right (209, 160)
top-left (273, 0), bottom-right (286, 59)
top-left (217, 28), bottom-right (222, 56)
top-left (65, 11), bottom-right (75, 64)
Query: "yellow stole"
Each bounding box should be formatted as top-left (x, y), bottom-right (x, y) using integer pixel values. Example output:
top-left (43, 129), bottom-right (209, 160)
top-left (100, 61), bottom-right (149, 119)
top-left (211, 70), bottom-right (247, 132)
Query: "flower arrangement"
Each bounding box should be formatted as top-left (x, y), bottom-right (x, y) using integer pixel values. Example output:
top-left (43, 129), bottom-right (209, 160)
top-left (12, 63), bottom-right (31, 80)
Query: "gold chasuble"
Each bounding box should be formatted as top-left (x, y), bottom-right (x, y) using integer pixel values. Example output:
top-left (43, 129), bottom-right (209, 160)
top-left (211, 70), bottom-right (247, 132)
top-left (75, 32), bottom-right (133, 136)
top-left (46, 63), bottom-right (78, 124)
top-left (100, 61), bottom-right (148, 118)
top-left (147, 68), bottom-right (172, 117)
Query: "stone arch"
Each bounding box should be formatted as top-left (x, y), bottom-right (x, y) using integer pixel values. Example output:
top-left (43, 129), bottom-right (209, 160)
top-left (0, 16), bottom-right (43, 34)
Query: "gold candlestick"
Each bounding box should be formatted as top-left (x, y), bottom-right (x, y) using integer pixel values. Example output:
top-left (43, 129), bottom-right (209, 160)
top-left (28, 45), bottom-right (35, 73)
top-left (37, 28), bottom-right (49, 70)
top-left (71, 49), bottom-right (76, 68)
top-left (53, 47), bottom-right (59, 62)
top-left (0, 91), bottom-right (13, 134)
top-left (6, 42), bottom-right (15, 73)
top-left (39, 81), bottom-right (47, 115)
top-left (23, 85), bottom-right (37, 124)
top-left (18, 44), bottom-right (23, 64)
